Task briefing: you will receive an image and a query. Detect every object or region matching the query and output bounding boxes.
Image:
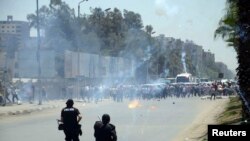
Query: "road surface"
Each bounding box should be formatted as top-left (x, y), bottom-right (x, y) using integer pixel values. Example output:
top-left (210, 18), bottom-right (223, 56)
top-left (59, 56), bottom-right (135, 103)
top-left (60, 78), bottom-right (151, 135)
top-left (0, 97), bottom-right (228, 141)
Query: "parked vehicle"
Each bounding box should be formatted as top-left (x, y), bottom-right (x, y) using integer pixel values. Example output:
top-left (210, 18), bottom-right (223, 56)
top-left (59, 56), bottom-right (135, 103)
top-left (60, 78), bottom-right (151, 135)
top-left (176, 73), bottom-right (196, 83)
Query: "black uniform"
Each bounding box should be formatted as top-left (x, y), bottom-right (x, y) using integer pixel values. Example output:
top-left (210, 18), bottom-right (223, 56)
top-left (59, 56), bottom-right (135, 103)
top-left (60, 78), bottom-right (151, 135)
top-left (61, 107), bottom-right (81, 141)
top-left (94, 121), bottom-right (117, 141)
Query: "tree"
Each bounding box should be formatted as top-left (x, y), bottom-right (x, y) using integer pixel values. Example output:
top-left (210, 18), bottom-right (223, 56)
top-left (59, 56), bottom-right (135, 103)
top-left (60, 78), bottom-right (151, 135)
top-left (214, 0), bottom-right (239, 52)
top-left (145, 25), bottom-right (153, 35)
top-left (237, 0), bottom-right (250, 118)
top-left (123, 10), bottom-right (143, 30)
top-left (215, 0), bottom-right (250, 118)
top-left (87, 8), bottom-right (125, 55)
top-left (106, 8), bottom-right (124, 56)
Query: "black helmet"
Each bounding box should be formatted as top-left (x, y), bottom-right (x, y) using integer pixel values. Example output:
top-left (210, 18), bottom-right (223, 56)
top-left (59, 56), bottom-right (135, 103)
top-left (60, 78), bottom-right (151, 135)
top-left (66, 99), bottom-right (74, 107)
top-left (102, 114), bottom-right (110, 124)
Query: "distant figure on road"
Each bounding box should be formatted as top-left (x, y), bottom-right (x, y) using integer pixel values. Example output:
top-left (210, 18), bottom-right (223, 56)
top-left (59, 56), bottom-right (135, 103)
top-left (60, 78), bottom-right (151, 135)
top-left (11, 86), bottom-right (19, 103)
top-left (59, 99), bottom-right (82, 141)
top-left (5, 85), bottom-right (12, 103)
top-left (210, 82), bottom-right (218, 100)
top-left (61, 86), bottom-right (67, 99)
top-left (94, 114), bottom-right (117, 141)
top-left (41, 86), bottom-right (48, 102)
top-left (31, 83), bottom-right (35, 102)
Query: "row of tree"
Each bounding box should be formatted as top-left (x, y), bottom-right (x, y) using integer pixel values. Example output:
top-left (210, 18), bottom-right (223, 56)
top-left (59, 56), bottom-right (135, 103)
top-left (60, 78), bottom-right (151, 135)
top-left (23, 0), bottom-right (235, 81)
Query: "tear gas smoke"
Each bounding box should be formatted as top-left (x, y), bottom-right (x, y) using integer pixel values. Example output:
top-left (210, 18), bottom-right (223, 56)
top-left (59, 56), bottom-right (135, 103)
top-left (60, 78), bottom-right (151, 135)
top-left (181, 46), bottom-right (187, 73)
top-left (154, 0), bottom-right (179, 17)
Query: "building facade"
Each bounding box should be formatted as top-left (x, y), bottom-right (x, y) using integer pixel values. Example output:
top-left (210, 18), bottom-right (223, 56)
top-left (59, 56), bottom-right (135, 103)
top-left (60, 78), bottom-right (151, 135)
top-left (64, 50), bottom-right (135, 85)
top-left (0, 15), bottom-right (29, 41)
top-left (0, 16), bottom-right (30, 80)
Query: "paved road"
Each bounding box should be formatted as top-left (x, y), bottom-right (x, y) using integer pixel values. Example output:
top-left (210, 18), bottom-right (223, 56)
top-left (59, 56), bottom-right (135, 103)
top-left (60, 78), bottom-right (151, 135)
top-left (0, 97), bottom-right (214, 141)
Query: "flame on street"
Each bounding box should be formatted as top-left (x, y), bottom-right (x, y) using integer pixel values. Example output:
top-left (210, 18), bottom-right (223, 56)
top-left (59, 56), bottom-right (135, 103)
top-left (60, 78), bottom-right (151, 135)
top-left (128, 100), bottom-right (141, 109)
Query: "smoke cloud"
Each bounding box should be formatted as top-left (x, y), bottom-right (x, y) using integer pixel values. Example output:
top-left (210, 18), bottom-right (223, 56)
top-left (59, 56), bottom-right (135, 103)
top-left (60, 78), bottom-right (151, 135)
top-left (154, 0), bottom-right (179, 17)
top-left (181, 46), bottom-right (187, 73)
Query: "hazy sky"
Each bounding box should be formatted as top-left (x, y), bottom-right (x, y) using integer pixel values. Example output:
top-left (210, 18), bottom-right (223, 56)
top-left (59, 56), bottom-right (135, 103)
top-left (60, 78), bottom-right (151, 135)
top-left (0, 0), bottom-right (238, 73)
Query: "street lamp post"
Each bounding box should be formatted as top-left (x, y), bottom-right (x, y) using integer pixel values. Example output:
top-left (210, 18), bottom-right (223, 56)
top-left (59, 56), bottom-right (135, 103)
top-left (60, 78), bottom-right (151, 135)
top-left (146, 31), bottom-right (156, 83)
top-left (77, 0), bottom-right (88, 99)
top-left (105, 8), bottom-right (111, 12)
top-left (36, 0), bottom-right (42, 105)
top-left (146, 60), bottom-right (149, 83)
top-left (2, 57), bottom-right (8, 106)
top-left (78, 0), bottom-right (88, 18)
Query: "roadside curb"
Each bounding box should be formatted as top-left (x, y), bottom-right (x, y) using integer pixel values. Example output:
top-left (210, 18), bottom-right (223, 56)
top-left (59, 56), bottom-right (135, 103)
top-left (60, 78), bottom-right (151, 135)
top-left (0, 104), bottom-right (59, 117)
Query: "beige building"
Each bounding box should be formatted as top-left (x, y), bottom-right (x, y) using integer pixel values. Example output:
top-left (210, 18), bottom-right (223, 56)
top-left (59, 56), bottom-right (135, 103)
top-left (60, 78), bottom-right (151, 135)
top-left (0, 15), bottom-right (29, 41)
top-left (0, 16), bottom-right (30, 80)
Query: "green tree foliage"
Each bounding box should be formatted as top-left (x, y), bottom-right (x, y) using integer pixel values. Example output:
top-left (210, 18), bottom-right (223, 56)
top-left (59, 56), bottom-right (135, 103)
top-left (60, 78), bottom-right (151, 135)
top-left (123, 10), bottom-right (143, 30)
top-left (214, 0), bottom-right (239, 52)
top-left (145, 25), bottom-right (153, 35)
top-left (214, 0), bottom-right (249, 90)
top-left (215, 0), bottom-right (250, 117)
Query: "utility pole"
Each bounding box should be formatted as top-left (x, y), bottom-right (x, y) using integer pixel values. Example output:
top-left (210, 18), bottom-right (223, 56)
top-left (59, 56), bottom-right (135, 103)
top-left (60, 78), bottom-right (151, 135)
top-left (36, 0), bottom-right (42, 105)
top-left (78, 0), bottom-right (88, 18)
top-left (77, 0), bottom-right (88, 99)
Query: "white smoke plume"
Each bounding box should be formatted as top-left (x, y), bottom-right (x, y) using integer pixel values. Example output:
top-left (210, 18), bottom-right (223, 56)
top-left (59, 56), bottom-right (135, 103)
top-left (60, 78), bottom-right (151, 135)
top-left (154, 0), bottom-right (179, 17)
top-left (181, 46), bottom-right (187, 73)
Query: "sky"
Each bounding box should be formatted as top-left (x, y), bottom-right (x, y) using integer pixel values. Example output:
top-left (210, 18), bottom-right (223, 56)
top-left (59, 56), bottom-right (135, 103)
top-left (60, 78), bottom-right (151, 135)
top-left (0, 0), bottom-right (238, 73)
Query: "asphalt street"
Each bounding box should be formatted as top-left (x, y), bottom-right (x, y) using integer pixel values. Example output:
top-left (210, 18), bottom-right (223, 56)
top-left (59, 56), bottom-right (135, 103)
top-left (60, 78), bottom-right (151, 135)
top-left (0, 97), bottom-right (213, 141)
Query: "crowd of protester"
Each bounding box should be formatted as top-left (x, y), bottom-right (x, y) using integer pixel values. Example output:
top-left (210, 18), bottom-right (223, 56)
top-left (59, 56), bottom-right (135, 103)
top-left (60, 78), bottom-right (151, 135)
top-left (73, 80), bottom-right (238, 102)
top-left (0, 79), bottom-right (238, 106)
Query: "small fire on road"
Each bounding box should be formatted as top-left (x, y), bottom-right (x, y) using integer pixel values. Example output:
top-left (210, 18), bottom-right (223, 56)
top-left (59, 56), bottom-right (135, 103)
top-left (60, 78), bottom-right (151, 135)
top-left (128, 100), bottom-right (142, 109)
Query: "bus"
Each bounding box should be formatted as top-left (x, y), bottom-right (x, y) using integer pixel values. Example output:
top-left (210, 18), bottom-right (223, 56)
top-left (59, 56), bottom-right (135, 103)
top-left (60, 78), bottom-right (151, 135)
top-left (175, 73), bottom-right (196, 83)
